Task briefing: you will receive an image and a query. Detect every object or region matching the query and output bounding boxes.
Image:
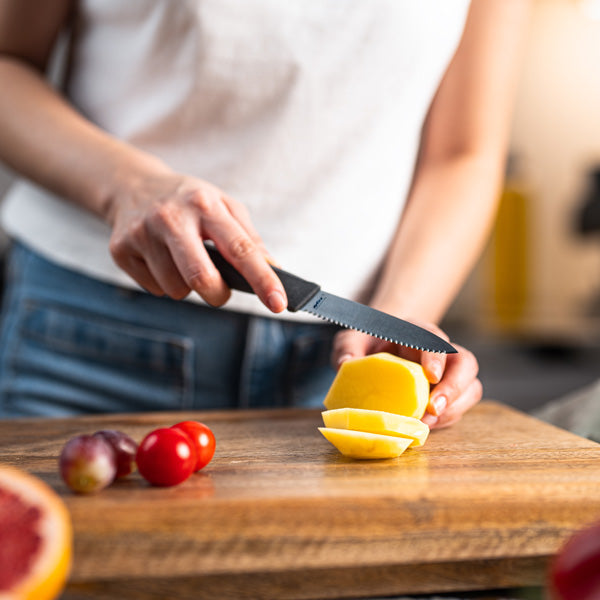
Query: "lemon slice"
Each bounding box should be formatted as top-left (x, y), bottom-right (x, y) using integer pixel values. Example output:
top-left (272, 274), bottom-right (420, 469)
top-left (318, 427), bottom-right (413, 459)
top-left (322, 408), bottom-right (429, 447)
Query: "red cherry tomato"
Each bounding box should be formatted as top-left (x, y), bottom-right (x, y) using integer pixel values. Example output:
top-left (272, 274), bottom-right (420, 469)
top-left (172, 421), bottom-right (216, 472)
top-left (549, 520), bottom-right (600, 600)
top-left (135, 428), bottom-right (196, 487)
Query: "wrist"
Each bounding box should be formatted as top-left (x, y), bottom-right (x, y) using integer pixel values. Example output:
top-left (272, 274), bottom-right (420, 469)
top-left (98, 144), bottom-right (173, 225)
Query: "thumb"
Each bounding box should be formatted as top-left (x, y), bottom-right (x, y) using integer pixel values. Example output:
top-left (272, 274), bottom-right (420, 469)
top-left (331, 330), bottom-right (372, 371)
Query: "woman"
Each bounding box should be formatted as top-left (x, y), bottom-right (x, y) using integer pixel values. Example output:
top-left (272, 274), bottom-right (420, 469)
top-left (0, 1), bottom-right (530, 421)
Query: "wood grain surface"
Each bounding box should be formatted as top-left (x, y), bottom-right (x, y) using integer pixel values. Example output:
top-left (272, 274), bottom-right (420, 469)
top-left (1, 401), bottom-right (600, 600)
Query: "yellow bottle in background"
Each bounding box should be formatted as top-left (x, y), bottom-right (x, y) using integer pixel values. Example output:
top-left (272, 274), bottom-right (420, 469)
top-left (492, 155), bottom-right (530, 331)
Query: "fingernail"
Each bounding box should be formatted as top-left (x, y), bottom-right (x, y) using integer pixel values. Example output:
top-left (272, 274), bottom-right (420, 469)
top-left (430, 362), bottom-right (443, 383)
top-left (267, 290), bottom-right (286, 313)
top-left (422, 413), bottom-right (439, 427)
top-left (432, 395), bottom-right (447, 416)
top-left (337, 353), bottom-right (354, 367)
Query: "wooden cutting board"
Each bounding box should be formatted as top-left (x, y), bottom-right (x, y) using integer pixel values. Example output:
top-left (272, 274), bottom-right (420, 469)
top-left (2, 400), bottom-right (600, 600)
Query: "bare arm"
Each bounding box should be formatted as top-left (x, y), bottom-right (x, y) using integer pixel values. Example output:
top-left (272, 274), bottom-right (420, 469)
top-left (0, 0), bottom-right (287, 311)
top-left (0, 0), bottom-right (149, 218)
top-left (373, 0), bottom-right (531, 323)
top-left (333, 0), bottom-right (532, 427)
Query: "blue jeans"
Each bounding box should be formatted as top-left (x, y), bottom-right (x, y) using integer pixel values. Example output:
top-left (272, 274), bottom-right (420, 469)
top-left (0, 242), bottom-right (339, 418)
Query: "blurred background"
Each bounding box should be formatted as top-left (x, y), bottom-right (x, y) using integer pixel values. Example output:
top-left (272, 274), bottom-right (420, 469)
top-left (0, 0), bottom-right (598, 416)
top-left (445, 0), bottom-right (600, 413)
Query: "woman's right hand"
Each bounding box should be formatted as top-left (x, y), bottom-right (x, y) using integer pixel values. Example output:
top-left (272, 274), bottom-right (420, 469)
top-left (106, 165), bottom-right (287, 312)
top-left (0, 1), bottom-right (285, 316)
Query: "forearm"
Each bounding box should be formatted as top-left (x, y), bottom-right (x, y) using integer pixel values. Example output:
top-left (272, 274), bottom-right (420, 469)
top-left (370, 151), bottom-right (503, 324)
top-left (0, 55), bottom-right (168, 220)
top-left (369, 0), bottom-right (531, 325)
top-left (0, 54), bottom-right (287, 310)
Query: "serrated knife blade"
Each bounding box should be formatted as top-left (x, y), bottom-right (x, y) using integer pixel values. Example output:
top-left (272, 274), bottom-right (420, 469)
top-left (300, 290), bottom-right (456, 353)
top-left (204, 243), bottom-right (457, 354)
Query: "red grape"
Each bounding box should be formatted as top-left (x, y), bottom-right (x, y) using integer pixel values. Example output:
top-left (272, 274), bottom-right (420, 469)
top-left (59, 434), bottom-right (117, 494)
top-left (93, 430), bottom-right (137, 478)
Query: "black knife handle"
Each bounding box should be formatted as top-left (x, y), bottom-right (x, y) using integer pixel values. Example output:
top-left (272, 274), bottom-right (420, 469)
top-left (204, 243), bottom-right (321, 312)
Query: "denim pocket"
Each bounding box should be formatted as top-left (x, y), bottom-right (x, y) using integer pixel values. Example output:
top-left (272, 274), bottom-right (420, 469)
top-left (2, 299), bottom-right (194, 417)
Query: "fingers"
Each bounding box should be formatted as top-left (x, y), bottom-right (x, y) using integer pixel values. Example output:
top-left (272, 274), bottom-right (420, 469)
top-left (422, 377), bottom-right (483, 429)
top-left (191, 187), bottom-right (287, 312)
top-left (211, 233), bottom-right (287, 312)
top-left (407, 321), bottom-right (449, 384)
top-left (222, 195), bottom-right (271, 258)
top-left (374, 320), bottom-right (449, 384)
top-left (109, 176), bottom-right (286, 312)
top-left (331, 321), bottom-right (481, 430)
top-left (110, 207), bottom-right (228, 304)
top-left (115, 255), bottom-right (164, 297)
top-left (423, 343), bottom-right (481, 427)
top-left (133, 232), bottom-right (192, 300)
top-left (331, 330), bottom-right (378, 370)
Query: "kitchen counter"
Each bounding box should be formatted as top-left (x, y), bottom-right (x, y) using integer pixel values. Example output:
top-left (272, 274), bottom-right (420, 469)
top-left (2, 401), bottom-right (599, 600)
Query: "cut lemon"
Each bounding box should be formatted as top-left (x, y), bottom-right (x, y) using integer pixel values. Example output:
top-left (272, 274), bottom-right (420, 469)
top-left (322, 408), bottom-right (429, 447)
top-left (318, 427), bottom-right (413, 459)
top-left (323, 353), bottom-right (429, 419)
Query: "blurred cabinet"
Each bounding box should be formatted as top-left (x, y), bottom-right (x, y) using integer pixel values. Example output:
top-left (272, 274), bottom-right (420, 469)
top-left (448, 0), bottom-right (600, 346)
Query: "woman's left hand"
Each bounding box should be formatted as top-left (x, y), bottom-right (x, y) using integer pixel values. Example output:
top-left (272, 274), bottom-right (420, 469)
top-left (331, 322), bottom-right (482, 429)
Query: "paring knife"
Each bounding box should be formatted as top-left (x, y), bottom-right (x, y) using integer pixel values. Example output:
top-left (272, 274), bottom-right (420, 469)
top-left (204, 243), bottom-right (457, 354)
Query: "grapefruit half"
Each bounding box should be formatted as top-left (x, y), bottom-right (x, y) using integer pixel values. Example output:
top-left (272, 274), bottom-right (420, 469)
top-left (0, 464), bottom-right (72, 600)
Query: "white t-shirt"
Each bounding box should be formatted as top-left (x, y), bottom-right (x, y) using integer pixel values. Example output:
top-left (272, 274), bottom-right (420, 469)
top-left (2, 0), bottom-right (470, 321)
